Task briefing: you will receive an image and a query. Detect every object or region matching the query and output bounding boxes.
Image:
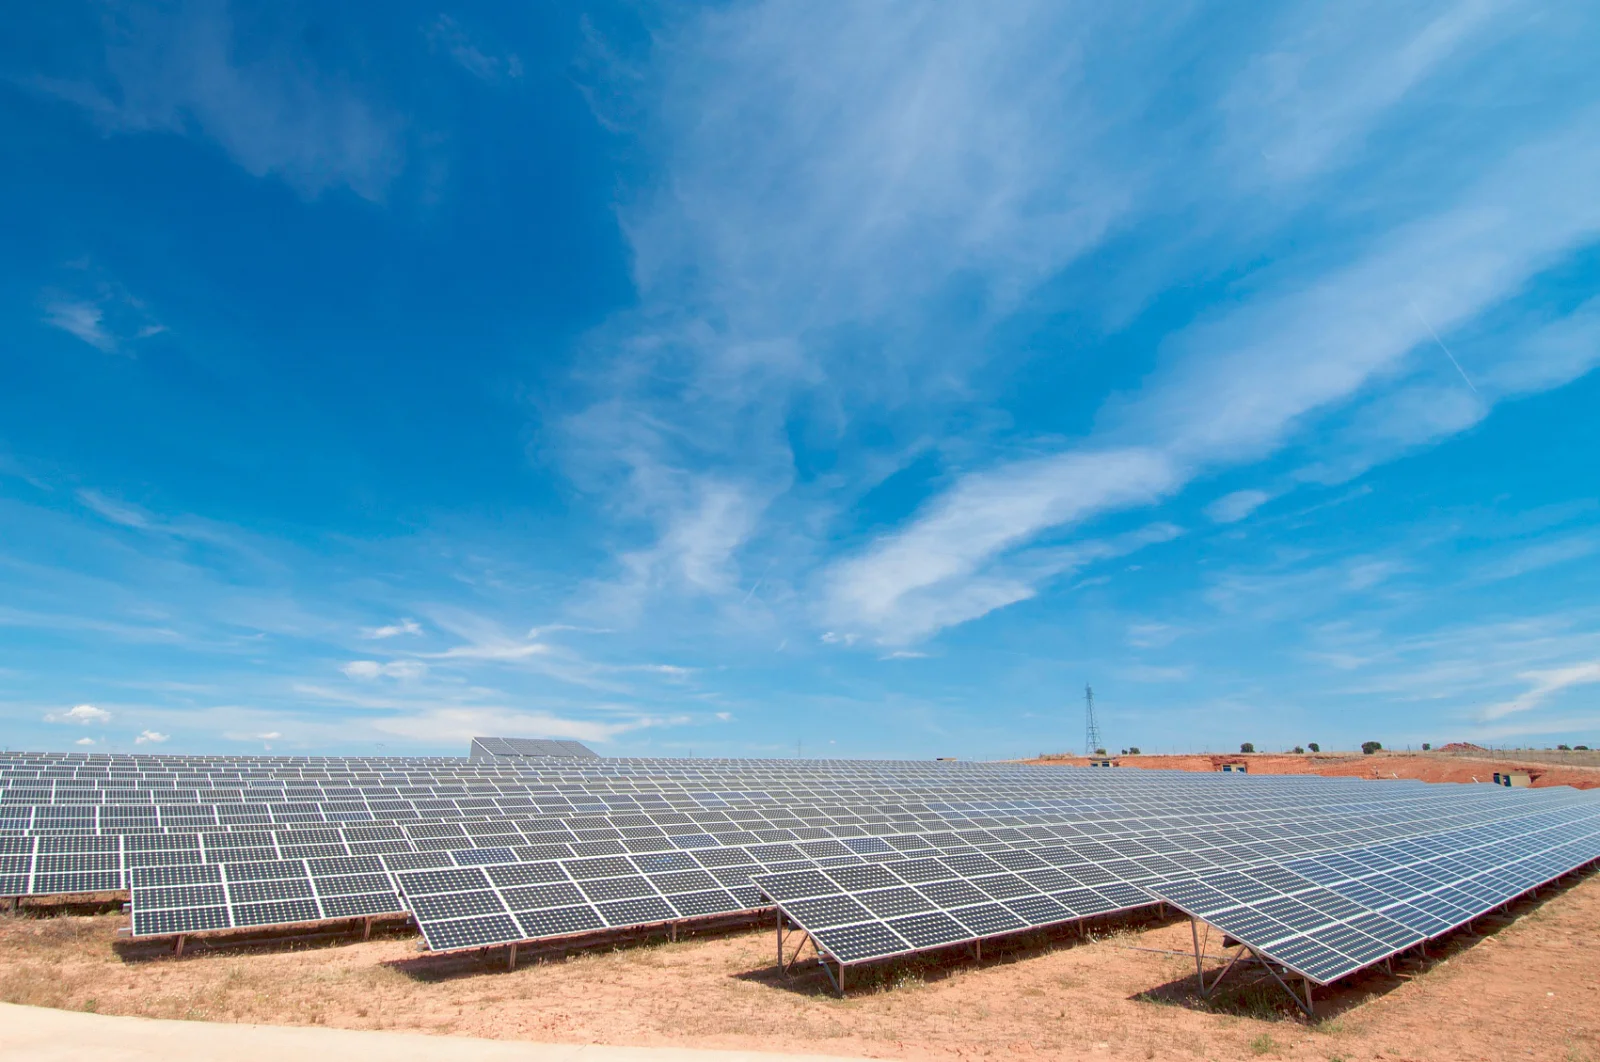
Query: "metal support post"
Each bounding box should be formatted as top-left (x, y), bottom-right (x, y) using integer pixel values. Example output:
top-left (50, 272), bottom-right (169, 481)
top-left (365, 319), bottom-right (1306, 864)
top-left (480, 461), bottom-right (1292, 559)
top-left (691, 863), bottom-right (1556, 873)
top-left (816, 955), bottom-right (843, 995)
top-left (174, 934), bottom-right (185, 958)
top-left (1246, 949), bottom-right (1314, 1018)
top-left (362, 917), bottom-right (373, 941)
top-left (775, 911), bottom-right (814, 978)
top-left (507, 943), bottom-right (517, 971)
top-left (1190, 918), bottom-right (1205, 996)
top-left (1205, 944), bottom-right (1249, 997)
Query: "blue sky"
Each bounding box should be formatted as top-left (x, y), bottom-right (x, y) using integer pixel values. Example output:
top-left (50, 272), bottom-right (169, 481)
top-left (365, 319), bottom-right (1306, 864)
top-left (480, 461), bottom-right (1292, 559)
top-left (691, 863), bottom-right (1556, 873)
top-left (3, 1), bottom-right (1599, 760)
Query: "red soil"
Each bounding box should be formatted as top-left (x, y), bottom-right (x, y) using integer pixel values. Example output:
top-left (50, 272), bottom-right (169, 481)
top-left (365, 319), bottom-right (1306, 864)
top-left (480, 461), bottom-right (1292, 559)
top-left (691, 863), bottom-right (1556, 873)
top-left (1027, 751), bottom-right (1600, 789)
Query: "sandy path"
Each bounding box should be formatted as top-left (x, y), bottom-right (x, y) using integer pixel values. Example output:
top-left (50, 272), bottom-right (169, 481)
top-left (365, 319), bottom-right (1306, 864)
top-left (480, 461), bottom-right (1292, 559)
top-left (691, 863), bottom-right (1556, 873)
top-left (0, 1002), bottom-right (873, 1062)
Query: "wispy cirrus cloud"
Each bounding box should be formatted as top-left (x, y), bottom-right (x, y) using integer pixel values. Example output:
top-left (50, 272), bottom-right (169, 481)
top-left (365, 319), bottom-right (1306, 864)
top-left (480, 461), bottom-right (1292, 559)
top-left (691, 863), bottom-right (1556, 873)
top-left (43, 298), bottom-right (116, 352)
top-left (823, 108), bottom-right (1600, 641)
top-left (1206, 490), bottom-right (1272, 525)
top-left (40, 264), bottom-right (165, 354)
top-left (564, 0), bottom-right (1600, 651)
top-left (1480, 661), bottom-right (1600, 721)
top-left (1218, 0), bottom-right (1510, 184)
top-left (372, 706), bottom-right (673, 747)
top-left (426, 14), bottom-right (521, 82)
top-left (28, 1), bottom-right (405, 200)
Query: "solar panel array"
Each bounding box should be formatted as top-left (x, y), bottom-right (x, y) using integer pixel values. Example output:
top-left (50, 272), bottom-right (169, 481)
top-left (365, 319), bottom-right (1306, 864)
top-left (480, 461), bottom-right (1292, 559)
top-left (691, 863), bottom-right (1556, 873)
top-left (1145, 799), bottom-right (1600, 984)
top-left (2, 747), bottom-right (1596, 972)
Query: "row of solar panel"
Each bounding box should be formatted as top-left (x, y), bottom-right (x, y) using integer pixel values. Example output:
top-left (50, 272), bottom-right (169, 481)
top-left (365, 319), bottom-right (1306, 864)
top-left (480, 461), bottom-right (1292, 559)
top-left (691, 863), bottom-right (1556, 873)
top-left (390, 794), bottom-right (1592, 956)
top-left (25, 783), bottom-right (1559, 900)
top-left (726, 796), bottom-right (1600, 969)
top-left (109, 808), bottom-right (1333, 944)
top-left (6, 785), bottom-right (1555, 858)
top-left (0, 781), bottom-right (1450, 812)
top-left (0, 774), bottom-right (1539, 802)
top-left (1146, 805), bottom-right (1600, 984)
top-left (5, 778), bottom-right (1568, 836)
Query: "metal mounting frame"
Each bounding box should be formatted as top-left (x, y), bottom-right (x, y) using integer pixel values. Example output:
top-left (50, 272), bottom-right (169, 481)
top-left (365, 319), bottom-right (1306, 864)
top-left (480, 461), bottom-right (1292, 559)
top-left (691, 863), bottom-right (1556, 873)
top-left (775, 908), bottom-right (846, 995)
top-left (1188, 916), bottom-right (1315, 1017)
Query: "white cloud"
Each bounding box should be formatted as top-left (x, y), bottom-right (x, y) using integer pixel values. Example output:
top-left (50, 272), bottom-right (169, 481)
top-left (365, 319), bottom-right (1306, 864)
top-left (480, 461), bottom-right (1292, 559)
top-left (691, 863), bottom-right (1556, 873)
top-left (1127, 623), bottom-right (1182, 649)
top-left (1206, 490), bottom-right (1272, 524)
top-left (74, 737), bottom-right (95, 746)
top-left (135, 729), bottom-right (169, 744)
top-left (562, 2), bottom-right (1170, 620)
top-left (824, 112), bottom-right (1600, 642)
top-left (613, 663), bottom-right (694, 678)
top-left (257, 732), bottom-right (282, 740)
top-left (75, 490), bottom-right (153, 530)
top-left (1480, 662), bottom-right (1600, 722)
top-left (43, 299), bottom-right (115, 352)
top-left (1475, 533), bottom-right (1600, 584)
top-left (41, 269), bottom-right (165, 355)
top-left (363, 618), bottom-right (422, 639)
top-left (613, 480), bottom-right (770, 598)
top-left (427, 15), bottom-right (522, 82)
top-left (1220, 0), bottom-right (1506, 184)
top-left (714, 711), bottom-right (733, 722)
top-left (1119, 664), bottom-right (1191, 683)
top-left (341, 659), bottom-right (429, 681)
top-left (45, 704), bottom-right (112, 725)
top-left (371, 707), bottom-right (652, 747)
top-left (31, 5), bottom-right (404, 201)
top-left (824, 449), bottom-right (1178, 640)
top-left (881, 650), bottom-right (929, 660)
top-left (416, 609), bottom-right (562, 665)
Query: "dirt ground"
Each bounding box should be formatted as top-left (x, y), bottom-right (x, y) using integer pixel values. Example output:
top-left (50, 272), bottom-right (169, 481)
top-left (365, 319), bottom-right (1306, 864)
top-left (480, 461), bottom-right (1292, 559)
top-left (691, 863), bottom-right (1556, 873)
top-left (1028, 752), bottom-right (1600, 790)
top-left (2, 868), bottom-right (1596, 1062)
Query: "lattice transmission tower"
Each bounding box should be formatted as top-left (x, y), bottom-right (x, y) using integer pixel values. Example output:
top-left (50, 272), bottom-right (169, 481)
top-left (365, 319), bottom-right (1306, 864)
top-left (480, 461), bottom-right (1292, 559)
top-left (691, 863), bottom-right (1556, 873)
top-left (1084, 683), bottom-right (1103, 755)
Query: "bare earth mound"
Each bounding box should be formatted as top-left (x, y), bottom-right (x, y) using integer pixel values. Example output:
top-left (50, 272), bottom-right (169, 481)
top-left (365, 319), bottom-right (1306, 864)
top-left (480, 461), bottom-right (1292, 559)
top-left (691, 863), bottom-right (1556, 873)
top-left (2, 871), bottom-right (1597, 1062)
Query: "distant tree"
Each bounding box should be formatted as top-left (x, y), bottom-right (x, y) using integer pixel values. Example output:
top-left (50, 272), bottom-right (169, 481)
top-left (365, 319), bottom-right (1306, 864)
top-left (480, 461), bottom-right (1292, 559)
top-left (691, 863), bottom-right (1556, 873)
top-left (1576, 745), bottom-right (1591, 751)
top-left (1240, 742), bottom-right (1255, 754)
top-left (1361, 740), bottom-right (1383, 755)
top-left (1127, 746), bottom-right (1141, 755)
top-left (1094, 747), bottom-right (1107, 756)
top-left (1558, 744), bottom-right (1572, 751)
top-left (1308, 742), bottom-right (1320, 753)
top-left (1292, 746), bottom-right (1304, 755)
top-left (1422, 743), bottom-right (1432, 751)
